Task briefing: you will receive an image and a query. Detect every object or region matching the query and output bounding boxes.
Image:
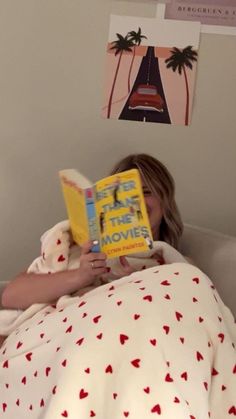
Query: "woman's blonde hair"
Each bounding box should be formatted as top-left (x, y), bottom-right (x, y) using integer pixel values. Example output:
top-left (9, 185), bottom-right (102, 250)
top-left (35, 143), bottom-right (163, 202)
top-left (110, 153), bottom-right (183, 249)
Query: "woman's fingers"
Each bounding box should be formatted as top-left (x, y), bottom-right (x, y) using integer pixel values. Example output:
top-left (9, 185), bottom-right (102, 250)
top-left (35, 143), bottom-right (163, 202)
top-left (80, 240), bottom-right (95, 255)
top-left (119, 256), bottom-right (134, 274)
top-left (119, 256), bottom-right (130, 268)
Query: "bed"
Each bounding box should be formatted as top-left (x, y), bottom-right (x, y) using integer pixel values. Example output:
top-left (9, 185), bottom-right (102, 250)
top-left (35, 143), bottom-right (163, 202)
top-left (0, 224), bottom-right (235, 418)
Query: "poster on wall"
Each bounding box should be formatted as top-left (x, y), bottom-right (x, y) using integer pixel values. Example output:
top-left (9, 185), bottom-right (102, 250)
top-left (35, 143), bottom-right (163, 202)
top-left (164, 0), bottom-right (236, 34)
top-left (102, 14), bottom-right (200, 126)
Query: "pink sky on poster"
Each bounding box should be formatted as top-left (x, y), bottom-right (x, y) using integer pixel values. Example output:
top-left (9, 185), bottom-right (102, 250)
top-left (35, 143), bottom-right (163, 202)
top-left (102, 15), bottom-right (200, 126)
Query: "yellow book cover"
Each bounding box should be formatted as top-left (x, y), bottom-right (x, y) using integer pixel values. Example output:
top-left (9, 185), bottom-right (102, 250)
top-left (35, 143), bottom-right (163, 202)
top-left (59, 168), bottom-right (153, 258)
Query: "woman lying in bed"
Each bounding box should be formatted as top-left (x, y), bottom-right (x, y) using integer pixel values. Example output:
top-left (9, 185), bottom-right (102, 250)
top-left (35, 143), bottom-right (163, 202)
top-left (1, 153), bottom-right (185, 310)
top-left (1, 154), bottom-right (235, 419)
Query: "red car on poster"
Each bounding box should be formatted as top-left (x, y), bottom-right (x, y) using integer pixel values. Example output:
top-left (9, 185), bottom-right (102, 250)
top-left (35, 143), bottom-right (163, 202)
top-left (128, 84), bottom-right (164, 112)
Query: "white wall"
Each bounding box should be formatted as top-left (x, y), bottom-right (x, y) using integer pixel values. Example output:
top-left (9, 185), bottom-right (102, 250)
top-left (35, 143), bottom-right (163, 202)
top-left (0, 0), bottom-right (236, 283)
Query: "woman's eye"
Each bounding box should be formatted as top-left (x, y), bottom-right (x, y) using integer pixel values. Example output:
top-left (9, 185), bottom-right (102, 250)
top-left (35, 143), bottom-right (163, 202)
top-left (143, 189), bottom-right (152, 196)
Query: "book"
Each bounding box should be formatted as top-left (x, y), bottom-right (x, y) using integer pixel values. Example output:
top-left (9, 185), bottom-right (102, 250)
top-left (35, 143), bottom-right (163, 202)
top-left (59, 168), bottom-right (153, 258)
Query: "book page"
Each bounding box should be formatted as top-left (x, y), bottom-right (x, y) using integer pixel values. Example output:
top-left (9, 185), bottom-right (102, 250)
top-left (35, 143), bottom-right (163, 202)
top-left (59, 171), bottom-right (90, 245)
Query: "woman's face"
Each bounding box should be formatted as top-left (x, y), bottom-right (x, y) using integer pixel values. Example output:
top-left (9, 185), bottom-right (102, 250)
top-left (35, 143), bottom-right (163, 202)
top-left (142, 179), bottom-right (163, 240)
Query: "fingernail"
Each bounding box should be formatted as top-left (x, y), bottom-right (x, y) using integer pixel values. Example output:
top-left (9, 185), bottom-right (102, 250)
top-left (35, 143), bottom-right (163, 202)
top-left (93, 240), bottom-right (99, 245)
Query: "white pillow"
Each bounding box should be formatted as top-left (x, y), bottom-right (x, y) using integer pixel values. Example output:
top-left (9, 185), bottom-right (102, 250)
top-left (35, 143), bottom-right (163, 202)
top-left (181, 224), bottom-right (236, 318)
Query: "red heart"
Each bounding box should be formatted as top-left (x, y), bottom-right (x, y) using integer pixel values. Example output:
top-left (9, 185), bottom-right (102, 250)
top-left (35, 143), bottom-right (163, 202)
top-left (131, 359), bottom-right (140, 368)
top-left (139, 287), bottom-right (145, 291)
top-left (2, 360), bottom-right (9, 368)
top-left (58, 254), bottom-right (66, 262)
top-left (134, 314), bottom-right (140, 320)
top-left (113, 393), bottom-right (118, 400)
top-left (218, 333), bottom-right (224, 343)
top-left (96, 333), bottom-right (103, 340)
top-left (21, 376), bottom-right (26, 385)
top-left (90, 411), bottom-right (96, 417)
top-left (163, 325), bottom-right (170, 335)
top-left (174, 397), bottom-right (180, 403)
top-left (76, 338), bottom-right (84, 346)
top-left (181, 372), bottom-right (188, 381)
top-left (16, 399), bottom-right (20, 406)
top-left (62, 359), bottom-right (67, 367)
top-left (180, 337), bottom-right (185, 344)
top-left (174, 272), bottom-right (179, 275)
top-left (165, 373), bottom-right (173, 382)
top-left (196, 351), bottom-right (204, 361)
top-left (151, 404), bottom-right (161, 414)
top-left (66, 325), bottom-right (72, 333)
top-left (29, 404), bottom-right (33, 410)
top-left (34, 371), bottom-right (38, 377)
top-left (175, 311), bottom-right (183, 321)
top-left (143, 295), bottom-right (152, 302)
top-left (228, 406), bottom-right (236, 415)
top-left (164, 294), bottom-right (171, 300)
top-left (123, 412), bottom-right (129, 417)
top-left (62, 317), bottom-right (67, 323)
top-left (150, 339), bottom-right (157, 346)
top-left (56, 346), bottom-right (61, 352)
top-left (105, 364), bottom-right (113, 373)
top-left (25, 352), bottom-right (32, 362)
top-left (221, 385), bottom-right (227, 391)
top-left (79, 389), bottom-right (88, 399)
top-left (2, 403), bottom-right (7, 412)
top-left (40, 398), bottom-right (44, 407)
top-left (143, 386), bottom-right (150, 394)
top-left (192, 297), bottom-right (198, 302)
top-left (117, 301), bottom-right (122, 306)
top-left (192, 277), bottom-right (199, 284)
top-left (57, 239), bottom-right (61, 245)
top-left (203, 382), bottom-right (208, 391)
top-left (93, 315), bottom-right (101, 324)
top-left (199, 317), bottom-right (204, 323)
top-left (40, 333), bottom-right (45, 339)
top-left (45, 367), bottom-right (51, 377)
top-left (109, 285), bottom-right (115, 291)
top-left (161, 280), bottom-right (171, 286)
top-left (16, 341), bottom-right (23, 349)
top-left (218, 316), bottom-right (222, 322)
top-left (211, 368), bottom-right (218, 376)
top-left (5, 384), bottom-right (9, 388)
top-left (84, 368), bottom-right (90, 374)
top-left (233, 365), bottom-right (236, 374)
top-left (120, 334), bottom-right (129, 345)
top-left (61, 411), bottom-right (68, 417)
top-left (78, 300), bottom-right (86, 308)
top-left (52, 385), bottom-right (57, 394)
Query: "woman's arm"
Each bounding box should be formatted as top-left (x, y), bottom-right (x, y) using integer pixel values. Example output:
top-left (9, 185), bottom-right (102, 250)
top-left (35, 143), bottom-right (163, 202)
top-left (1, 241), bottom-right (107, 310)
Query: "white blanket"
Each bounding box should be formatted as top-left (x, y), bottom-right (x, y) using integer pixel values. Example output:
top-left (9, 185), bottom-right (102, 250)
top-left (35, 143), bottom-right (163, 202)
top-left (0, 263), bottom-right (235, 418)
top-left (0, 221), bottom-right (188, 336)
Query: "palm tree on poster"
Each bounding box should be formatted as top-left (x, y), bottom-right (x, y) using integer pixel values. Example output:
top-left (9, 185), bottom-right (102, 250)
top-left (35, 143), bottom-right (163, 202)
top-left (165, 46), bottom-right (198, 125)
top-left (107, 34), bottom-right (134, 119)
top-left (127, 28), bottom-right (147, 93)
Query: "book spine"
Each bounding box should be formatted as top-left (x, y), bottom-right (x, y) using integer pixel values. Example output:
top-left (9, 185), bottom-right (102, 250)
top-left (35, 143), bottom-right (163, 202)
top-left (85, 187), bottom-right (100, 252)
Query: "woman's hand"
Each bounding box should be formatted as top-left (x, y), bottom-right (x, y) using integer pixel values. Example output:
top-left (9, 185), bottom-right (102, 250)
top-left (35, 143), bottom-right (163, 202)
top-left (78, 241), bottom-right (108, 286)
top-left (119, 256), bottom-right (136, 276)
